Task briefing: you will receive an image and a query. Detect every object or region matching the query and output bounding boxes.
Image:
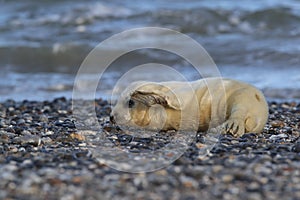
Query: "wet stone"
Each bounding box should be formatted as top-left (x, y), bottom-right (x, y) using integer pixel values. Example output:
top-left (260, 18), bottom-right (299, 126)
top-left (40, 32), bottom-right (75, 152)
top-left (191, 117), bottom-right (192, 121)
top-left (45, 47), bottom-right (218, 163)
top-left (70, 133), bottom-right (85, 141)
top-left (270, 120), bottom-right (285, 128)
top-left (41, 137), bottom-right (53, 144)
top-left (269, 133), bottom-right (288, 142)
top-left (292, 142), bottom-right (300, 153)
top-left (118, 134), bottom-right (134, 145)
top-left (17, 119), bottom-right (26, 125)
top-left (12, 135), bottom-right (41, 146)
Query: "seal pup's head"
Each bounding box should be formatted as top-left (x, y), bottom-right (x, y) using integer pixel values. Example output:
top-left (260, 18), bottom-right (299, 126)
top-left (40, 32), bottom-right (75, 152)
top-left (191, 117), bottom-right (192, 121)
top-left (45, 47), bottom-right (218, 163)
top-left (111, 82), bottom-right (181, 131)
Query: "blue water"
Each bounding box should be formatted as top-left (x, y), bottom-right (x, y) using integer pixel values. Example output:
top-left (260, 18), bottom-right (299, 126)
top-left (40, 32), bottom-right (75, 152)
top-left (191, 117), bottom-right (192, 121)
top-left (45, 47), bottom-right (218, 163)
top-left (0, 0), bottom-right (299, 101)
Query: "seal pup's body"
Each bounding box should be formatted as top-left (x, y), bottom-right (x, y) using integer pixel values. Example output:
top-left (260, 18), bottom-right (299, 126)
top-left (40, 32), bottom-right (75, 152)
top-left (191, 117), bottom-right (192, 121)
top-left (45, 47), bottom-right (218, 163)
top-left (111, 78), bottom-right (268, 137)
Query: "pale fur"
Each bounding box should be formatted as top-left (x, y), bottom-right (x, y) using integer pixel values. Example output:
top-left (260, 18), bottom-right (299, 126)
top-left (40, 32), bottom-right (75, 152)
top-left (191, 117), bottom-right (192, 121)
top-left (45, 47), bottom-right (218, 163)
top-left (111, 78), bottom-right (269, 137)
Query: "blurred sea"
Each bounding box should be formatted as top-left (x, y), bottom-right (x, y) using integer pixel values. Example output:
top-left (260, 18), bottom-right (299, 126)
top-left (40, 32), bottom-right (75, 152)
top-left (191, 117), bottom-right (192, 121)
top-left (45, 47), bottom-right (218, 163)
top-left (0, 0), bottom-right (300, 101)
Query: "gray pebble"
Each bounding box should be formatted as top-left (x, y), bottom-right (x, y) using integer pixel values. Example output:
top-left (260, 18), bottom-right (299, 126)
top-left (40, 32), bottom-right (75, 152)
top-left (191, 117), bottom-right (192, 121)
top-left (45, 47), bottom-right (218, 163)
top-left (13, 135), bottom-right (41, 146)
top-left (17, 119), bottom-right (25, 125)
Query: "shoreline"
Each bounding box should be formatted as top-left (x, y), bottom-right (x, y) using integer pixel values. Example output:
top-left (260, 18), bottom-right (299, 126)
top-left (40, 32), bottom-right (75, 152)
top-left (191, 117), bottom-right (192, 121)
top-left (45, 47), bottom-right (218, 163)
top-left (0, 98), bottom-right (299, 199)
top-left (1, 70), bottom-right (300, 103)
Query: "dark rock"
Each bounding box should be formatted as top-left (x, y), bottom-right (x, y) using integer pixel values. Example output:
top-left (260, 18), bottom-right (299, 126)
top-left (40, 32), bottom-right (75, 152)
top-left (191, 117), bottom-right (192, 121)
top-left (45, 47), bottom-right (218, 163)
top-left (292, 142), bottom-right (300, 153)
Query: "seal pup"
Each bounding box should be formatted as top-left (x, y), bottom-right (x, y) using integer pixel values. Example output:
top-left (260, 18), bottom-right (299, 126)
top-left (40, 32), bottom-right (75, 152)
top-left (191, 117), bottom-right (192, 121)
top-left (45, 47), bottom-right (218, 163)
top-left (111, 78), bottom-right (268, 137)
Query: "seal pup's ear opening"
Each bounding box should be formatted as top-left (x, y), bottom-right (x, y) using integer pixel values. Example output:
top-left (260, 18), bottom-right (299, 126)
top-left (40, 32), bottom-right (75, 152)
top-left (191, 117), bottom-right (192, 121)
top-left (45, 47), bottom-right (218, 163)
top-left (130, 83), bottom-right (181, 110)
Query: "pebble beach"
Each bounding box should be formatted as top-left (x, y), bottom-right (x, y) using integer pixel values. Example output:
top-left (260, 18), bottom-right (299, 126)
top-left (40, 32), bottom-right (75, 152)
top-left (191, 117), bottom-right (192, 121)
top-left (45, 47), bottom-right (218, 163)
top-left (0, 98), bottom-right (299, 200)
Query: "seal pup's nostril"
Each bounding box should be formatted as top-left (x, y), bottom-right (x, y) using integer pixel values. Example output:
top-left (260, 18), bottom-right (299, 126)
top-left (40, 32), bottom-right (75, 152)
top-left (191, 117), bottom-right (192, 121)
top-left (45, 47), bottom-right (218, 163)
top-left (110, 115), bottom-right (116, 124)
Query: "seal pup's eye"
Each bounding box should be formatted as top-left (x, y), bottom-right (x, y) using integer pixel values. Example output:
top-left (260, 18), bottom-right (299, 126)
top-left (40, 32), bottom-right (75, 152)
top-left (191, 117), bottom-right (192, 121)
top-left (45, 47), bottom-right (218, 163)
top-left (128, 99), bottom-right (135, 108)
